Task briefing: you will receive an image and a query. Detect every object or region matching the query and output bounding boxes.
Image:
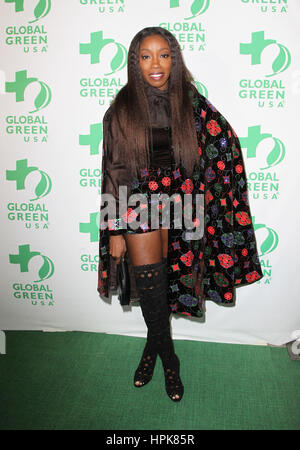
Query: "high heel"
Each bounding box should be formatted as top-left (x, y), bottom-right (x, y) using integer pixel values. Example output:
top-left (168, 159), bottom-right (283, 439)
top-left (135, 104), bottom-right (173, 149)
top-left (134, 345), bottom-right (157, 387)
top-left (162, 354), bottom-right (184, 402)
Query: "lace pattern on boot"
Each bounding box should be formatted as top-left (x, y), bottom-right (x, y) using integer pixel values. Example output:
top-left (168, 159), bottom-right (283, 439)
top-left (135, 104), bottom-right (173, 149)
top-left (133, 261), bottom-right (168, 387)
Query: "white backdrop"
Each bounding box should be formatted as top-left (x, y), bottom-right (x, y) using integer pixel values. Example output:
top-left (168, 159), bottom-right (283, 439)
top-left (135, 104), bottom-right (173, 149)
top-left (0, 0), bottom-right (299, 346)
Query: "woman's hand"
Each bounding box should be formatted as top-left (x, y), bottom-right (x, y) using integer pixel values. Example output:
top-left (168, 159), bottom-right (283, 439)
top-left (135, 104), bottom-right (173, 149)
top-left (109, 235), bottom-right (127, 265)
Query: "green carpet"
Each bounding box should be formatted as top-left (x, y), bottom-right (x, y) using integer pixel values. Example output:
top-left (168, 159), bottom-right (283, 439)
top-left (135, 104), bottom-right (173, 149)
top-left (0, 331), bottom-right (299, 430)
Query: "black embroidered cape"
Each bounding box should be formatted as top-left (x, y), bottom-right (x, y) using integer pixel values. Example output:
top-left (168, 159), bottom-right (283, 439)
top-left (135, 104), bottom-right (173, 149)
top-left (97, 87), bottom-right (263, 318)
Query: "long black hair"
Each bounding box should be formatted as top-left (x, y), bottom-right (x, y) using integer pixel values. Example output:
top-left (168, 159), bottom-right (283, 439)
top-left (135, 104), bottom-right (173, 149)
top-left (109, 26), bottom-right (199, 177)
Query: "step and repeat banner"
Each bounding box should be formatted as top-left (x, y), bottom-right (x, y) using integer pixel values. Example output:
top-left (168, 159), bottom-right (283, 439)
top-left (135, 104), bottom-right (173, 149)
top-left (0, 0), bottom-right (299, 346)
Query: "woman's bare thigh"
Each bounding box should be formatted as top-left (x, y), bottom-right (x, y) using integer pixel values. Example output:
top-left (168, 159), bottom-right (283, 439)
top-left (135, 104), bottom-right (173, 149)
top-left (124, 229), bottom-right (168, 266)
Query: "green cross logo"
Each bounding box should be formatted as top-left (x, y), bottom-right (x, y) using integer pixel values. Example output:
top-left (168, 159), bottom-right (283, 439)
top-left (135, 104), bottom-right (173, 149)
top-left (169, 0), bottom-right (210, 20)
top-left (79, 212), bottom-right (100, 242)
top-left (9, 244), bottom-right (54, 282)
top-left (79, 123), bottom-right (103, 156)
top-left (4, 0), bottom-right (51, 23)
top-left (6, 159), bottom-right (52, 201)
top-left (5, 70), bottom-right (51, 113)
top-left (79, 30), bottom-right (127, 75)
top-left (240, 31), bottom-right (291, 77)
top-left (240, 126), bottom-right (285, 170)
top-left (252, 218), bottom-right (279, 257)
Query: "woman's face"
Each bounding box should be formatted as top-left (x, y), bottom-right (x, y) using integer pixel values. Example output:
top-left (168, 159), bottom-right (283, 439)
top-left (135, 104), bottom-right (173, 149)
top-left (139, 34), bottom-right (171, 91)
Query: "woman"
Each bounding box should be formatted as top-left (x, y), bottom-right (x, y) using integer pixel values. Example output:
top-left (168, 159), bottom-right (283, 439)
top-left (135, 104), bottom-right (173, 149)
top-left (98, 27), bottom-right (263, 402)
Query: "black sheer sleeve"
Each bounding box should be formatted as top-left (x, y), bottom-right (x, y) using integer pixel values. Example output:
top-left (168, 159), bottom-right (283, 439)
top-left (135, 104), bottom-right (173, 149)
top-left (100, 107), bottom-right (131, 235)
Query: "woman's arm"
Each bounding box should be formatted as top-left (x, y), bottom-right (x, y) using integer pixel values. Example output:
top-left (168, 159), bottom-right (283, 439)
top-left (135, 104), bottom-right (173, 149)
top-left (100, 107), bottom-right (131, 262)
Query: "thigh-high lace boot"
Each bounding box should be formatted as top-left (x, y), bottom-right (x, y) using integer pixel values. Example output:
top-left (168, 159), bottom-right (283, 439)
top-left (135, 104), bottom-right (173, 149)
top-left (133, 260), bottom-right (184, 401)
top-left (132, 260), bottom-right (165, 388)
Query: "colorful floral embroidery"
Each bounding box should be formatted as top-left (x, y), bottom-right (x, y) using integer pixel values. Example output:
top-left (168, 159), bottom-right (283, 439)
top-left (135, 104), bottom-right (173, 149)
top-left (162, 176), bottom-right (171, 186)
top-left (235, 211), bottom-right (251, 226)
top-left (206, 119), bottom-right (221, 136)
top-left (148, 181), bottom-right (158, 191)
top-left (245, 271), bottom-right (261, 283)
top-left (217, 161), bottom-right (225, 170)
top-left (214, 272), bottom-right (230, 287)
top-left (180, 251), bottom-right (194, 267)
top-left (181, 179), bottom-right (194, 194)
top-left (98, 91), bottom-right (263, 318)
top-left (217, 254), bottom-right (234, 269)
